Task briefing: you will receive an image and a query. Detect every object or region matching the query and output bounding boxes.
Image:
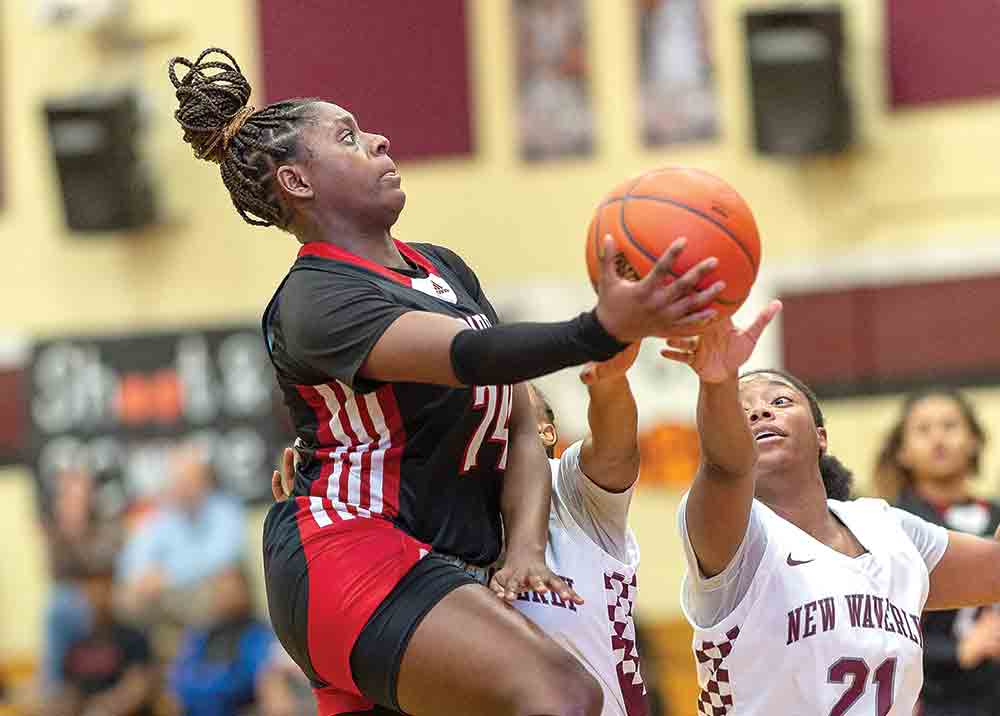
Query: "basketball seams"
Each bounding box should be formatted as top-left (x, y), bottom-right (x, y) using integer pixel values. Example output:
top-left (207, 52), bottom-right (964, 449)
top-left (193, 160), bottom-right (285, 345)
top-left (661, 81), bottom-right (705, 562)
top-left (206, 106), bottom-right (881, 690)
top-left (619, 177), bottom-right (683, 280)
top-left (626, 194), bottom-right (759, 275)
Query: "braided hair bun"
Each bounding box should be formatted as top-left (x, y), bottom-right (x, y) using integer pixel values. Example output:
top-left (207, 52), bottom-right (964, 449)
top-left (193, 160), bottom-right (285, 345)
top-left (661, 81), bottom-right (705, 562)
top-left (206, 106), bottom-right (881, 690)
top-left (168, 47), bottom-right (253, 164)
top-left (167, 47), bottom-right (319, 228)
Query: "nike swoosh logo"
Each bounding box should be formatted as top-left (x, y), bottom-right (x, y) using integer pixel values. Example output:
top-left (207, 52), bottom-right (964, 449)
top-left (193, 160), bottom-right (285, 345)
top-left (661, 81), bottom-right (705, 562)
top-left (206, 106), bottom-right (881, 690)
top-left (787, 554), bottom-right (815, 567)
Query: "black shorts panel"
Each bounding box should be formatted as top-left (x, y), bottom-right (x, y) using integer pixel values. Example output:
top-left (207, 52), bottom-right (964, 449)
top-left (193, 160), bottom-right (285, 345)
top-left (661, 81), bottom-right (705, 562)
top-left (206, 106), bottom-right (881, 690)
top-left (262, 500), bottom-right (323, 686)
top-left (349, 554), bottom-right (478, 712)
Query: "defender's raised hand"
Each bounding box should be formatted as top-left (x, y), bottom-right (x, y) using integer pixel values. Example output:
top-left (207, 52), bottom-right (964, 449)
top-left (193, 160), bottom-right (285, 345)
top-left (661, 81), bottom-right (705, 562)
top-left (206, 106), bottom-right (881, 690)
top-left (661, 300), bottom-right (782, 383)
top-left (594, 236), bottom-right (725, 342)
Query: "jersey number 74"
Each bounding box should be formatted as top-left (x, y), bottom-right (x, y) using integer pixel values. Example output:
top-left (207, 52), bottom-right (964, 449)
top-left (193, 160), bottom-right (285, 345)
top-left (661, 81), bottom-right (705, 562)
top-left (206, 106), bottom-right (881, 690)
top-left (461, 384), bottom-right (513, 473)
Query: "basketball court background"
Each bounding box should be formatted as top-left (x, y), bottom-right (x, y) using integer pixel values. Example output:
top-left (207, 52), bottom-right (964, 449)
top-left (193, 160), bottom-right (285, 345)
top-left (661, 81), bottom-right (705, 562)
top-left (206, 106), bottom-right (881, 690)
top-left (3, 1), bottom-right (1000, 710)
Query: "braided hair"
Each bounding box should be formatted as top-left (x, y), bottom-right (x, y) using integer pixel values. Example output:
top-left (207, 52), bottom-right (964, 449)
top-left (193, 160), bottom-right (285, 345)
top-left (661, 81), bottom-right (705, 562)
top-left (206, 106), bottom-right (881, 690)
top-left (740, 369), bottom-right (854, 501)
top-left (168, 47), bottom-right (320, 229)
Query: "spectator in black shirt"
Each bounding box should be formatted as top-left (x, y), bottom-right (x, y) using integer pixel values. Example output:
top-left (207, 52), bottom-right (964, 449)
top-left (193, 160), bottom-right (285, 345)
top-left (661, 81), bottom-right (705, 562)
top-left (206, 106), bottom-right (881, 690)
top-left (45, 562), bottom-right (158, 716)
top-left (876, 388), bottom-right (1000, 716)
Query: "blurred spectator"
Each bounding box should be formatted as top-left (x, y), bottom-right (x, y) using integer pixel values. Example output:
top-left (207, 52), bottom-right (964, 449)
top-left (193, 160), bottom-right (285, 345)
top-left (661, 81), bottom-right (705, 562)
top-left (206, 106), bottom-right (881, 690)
top-left (118, 445), bottom-right (245, 626)
top-left (41, 468), bottom-right (122, 694)
top-left (167, 566), bottom-right (276, 716)
top-left (876, 388), bottom-right (1000, 716)
top-left (44, 562), bottom-right (157, 716)
top-left (256, 644), bottom-right (316, 716)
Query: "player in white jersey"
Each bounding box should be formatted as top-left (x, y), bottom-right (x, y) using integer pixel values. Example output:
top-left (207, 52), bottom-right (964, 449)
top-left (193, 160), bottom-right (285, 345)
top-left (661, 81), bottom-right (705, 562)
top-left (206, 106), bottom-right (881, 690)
top-left (518, 343), bottom-right (646, 716)
top-left (662, 300), bottom-right (1000, 716)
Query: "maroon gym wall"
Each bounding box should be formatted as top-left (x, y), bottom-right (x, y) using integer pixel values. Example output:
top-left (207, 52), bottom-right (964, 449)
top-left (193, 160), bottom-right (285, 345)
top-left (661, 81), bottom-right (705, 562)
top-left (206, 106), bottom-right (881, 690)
top-left (257, 0), bottom-right (474, 161)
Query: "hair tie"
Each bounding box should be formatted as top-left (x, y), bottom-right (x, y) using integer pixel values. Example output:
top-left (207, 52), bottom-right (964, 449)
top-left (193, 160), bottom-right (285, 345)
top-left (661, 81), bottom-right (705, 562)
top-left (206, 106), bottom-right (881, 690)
top-left (198, 105), bottom-right (257, 161)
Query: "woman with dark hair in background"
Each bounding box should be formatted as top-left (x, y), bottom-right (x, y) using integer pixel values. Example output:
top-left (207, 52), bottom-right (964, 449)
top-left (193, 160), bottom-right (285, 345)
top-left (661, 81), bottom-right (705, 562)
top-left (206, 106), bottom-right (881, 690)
top-left (875, 389), bottom-right (1000, 716)
top-left (167, 47), bottom-right (723, 716)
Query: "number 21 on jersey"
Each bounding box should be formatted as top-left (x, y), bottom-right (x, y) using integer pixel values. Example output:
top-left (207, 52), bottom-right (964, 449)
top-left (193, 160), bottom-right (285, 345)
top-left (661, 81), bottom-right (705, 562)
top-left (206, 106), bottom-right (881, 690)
top-left (829, 657), bottom-right (896, 716)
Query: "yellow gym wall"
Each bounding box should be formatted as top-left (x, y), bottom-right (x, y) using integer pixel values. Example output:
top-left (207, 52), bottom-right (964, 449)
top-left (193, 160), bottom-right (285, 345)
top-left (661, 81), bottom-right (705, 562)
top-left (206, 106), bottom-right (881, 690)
top-left (3, 0), bottom-right (1000, 658)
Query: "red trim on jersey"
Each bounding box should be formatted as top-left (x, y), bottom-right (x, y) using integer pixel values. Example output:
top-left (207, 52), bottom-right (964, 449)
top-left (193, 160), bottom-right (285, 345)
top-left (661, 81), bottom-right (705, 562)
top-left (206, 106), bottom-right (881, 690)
top-left (295, 385), bottom-right (335, 446)
top-left (374, 384), bottom-right (405, 519)
top-left (293, 379), bottom-right (411, 526)
top-left (294, 385), bottom-right (343, 521)
top-left (297, 239), bottom-right (438, 285)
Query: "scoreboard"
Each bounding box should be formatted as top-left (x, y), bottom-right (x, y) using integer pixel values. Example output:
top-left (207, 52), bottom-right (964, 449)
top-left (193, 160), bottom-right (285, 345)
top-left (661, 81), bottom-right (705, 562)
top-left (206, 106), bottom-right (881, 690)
top-left (28, 325), bottom-right (290, 510)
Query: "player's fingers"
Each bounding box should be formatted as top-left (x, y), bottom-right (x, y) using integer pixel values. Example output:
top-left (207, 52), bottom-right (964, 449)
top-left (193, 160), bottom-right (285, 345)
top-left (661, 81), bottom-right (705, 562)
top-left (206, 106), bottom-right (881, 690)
top-left (656, 280), bottom-right (724, 323)
top-left (271, 470), bottom-right (286, 502)
top-left (530, 575), bottom-right (549, 594)
top-left (661, 348), bottom-right (695, 363)
top-left (667, 337), bottom-right (699, 351)
top-left (545, 573), bottom-right (585, 605)
top-left (742, 300), bottom-right (783, 342)
top-left (503, 569), bottom-right (529, 600)
top-left (661, 256), bottom-right (717, 300)
top-left (489, 571), bottom-right (511, 599)
top-left (674, 308), bottom-right (719, 327)
top-left (647, 237), bottom-right (688, 283)
top-left (598, 235), bottom-right (619, 289)
top-left (685, 281), bottom-right (726, 311)
top-left (579, 363), bottom-right (597, 384)
top-left (280, 447), bottom-right (296, 495)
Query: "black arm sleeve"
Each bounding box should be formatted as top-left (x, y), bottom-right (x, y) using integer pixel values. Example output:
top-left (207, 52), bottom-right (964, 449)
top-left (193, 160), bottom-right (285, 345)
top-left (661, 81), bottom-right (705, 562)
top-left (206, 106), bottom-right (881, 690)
top-left (450, 310), bottom-right (628, 386)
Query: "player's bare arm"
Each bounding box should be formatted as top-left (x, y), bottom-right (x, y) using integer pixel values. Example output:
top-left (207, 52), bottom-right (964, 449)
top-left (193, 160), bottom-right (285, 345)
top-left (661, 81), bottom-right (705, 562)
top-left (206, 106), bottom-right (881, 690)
top-left (924, 530), bottom-right (1000, 611)
top-left (662, 301), bottom-right (782, 577)
top-left (358, 237), bottom-right (726, 388)
top-left (578, 343), bottom-right (641, 492)
top-left (490, 383), bottom-right (584, 605)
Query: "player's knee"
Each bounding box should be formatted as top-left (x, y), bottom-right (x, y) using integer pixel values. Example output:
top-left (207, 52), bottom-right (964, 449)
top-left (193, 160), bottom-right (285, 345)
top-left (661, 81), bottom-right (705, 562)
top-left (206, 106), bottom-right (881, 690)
top-left (510, 651), bottom-right (603, 716)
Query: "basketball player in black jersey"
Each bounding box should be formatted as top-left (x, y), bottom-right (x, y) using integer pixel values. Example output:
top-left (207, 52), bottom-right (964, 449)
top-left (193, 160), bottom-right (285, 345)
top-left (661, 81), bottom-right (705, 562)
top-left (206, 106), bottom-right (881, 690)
top-left (168, 48), bottom-right (725, 716)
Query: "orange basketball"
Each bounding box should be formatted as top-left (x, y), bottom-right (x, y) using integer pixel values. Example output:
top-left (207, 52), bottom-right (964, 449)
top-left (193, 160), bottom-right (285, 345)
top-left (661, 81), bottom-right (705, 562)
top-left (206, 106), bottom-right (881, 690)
top-left (586, 168), bottom-right (761, 333)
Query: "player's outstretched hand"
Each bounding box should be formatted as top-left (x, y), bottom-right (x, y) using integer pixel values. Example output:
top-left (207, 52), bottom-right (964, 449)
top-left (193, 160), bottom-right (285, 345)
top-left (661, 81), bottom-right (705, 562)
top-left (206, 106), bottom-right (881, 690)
top-left (661, 300), bottom-right (782, 383)
top-left (489, 556), bottom-right (585, 606)
top-left (594, 235), bottom-right (724, 342)
top-left (271, 446), bottom-right (296, 502)
top-left (580, 341), bottom-right (641, 385)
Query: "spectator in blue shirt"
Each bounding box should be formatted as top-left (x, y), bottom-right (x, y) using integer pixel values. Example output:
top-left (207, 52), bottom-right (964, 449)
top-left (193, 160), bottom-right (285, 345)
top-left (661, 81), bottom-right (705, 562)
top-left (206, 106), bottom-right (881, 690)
top-left (168, 565), bottom-right (275, 716)
top-left (118, 444), bottom-right (245, 626)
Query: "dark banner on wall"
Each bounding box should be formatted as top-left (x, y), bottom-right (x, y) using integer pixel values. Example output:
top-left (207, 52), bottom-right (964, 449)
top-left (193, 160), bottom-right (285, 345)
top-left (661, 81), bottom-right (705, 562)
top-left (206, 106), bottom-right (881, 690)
top-left (780, 274), bottom-right (1000, 398)
top-left (888, 1), bottom-right (1000, 108)
top-left (258, 0), bottom-right (473, 161)
top-left (28, 326), bottom-right (290, 511)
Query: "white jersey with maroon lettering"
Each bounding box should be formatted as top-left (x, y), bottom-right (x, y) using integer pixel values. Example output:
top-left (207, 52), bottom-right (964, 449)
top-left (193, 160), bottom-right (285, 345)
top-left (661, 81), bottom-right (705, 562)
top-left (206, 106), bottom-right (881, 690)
top-left (680, 497), bottom-right (944, 716)
top-left (508, 442), bottom-right (646, 716)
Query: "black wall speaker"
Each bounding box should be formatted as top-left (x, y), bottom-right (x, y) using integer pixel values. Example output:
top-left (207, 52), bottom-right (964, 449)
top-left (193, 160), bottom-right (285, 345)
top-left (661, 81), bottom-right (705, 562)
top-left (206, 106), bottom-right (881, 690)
top-left (745, 6), bottom-right (853, 156)
top-left (44, 90), bottom-right (157, 233)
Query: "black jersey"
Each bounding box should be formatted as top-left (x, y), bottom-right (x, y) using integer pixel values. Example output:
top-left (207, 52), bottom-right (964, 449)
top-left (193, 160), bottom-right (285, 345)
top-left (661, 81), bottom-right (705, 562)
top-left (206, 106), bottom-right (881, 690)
top-left (895, 488), bottom-right (1000, 715)
top-left (262, 240), bottom-right (510, 565)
